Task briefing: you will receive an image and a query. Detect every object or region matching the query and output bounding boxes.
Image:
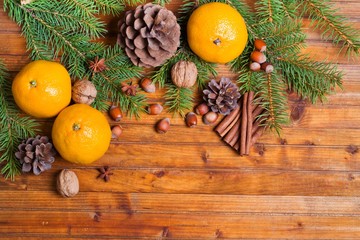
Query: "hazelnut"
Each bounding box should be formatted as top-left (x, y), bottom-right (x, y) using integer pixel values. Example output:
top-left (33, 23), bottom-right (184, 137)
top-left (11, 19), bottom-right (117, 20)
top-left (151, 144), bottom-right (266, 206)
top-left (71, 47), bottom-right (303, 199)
top-left (140, 78), bottom-right (156, 93)
top-left (156, 118), bottom-right (170, 134)
top-left (171, 61), bottom-right (198, 88)
top-left (111, 125), bottom-right (123, 139)
top-left (254, 39), bottom-right (267, 52)
top-left (57, 169), bottom-right (79, 198)
top-left (250, 62), bottom-right (261, 72)
top-left (261, 62), bottom-right (274, 73)
top-left (195, 103), bottom-right (210, 116)
top-left (250, 51), bottom-right (266, 64)
top-left (72, 79), bottom-right (97, 105)
top-left (147, 103), bottom-right (163, 115)
top-left (109, 105), bottom-right (122, 122)
top-left (185, 112), bottom-right (197, 127)
top-left (203, 111), bottom-right (218, 125)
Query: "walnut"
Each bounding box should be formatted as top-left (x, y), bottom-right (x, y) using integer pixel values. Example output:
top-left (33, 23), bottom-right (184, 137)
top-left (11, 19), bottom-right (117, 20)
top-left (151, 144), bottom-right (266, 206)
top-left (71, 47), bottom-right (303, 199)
top-left (171, 61), bottom-right (198, 88)
top-left (72, 79), bottom-right (97, 105)
top-left (57, 169), bottom-right (79, 198)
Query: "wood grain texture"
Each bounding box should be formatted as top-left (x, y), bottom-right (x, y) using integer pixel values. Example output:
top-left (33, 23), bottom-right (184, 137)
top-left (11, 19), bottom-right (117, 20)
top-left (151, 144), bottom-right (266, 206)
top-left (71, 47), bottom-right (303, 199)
top-left (0, 0), bottom-right (360, 239)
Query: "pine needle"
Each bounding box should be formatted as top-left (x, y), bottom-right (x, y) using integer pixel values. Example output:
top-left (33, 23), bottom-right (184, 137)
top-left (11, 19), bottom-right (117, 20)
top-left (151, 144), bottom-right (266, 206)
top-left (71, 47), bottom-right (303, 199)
top-left (0, 60), bottom-right (38, 180)
top-left (299, 0), bottom-right (360, 55)
top-left (164, 84), bottom-right (194, 117)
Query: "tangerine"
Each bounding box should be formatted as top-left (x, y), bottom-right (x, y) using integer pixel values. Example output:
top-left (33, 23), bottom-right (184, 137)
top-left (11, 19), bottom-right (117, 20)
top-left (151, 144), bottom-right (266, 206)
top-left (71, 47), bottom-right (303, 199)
top-left (187, 2), bottom-right (248, 64)
top-left (52, 104), bottom-right (111, 165)
top-left (12, 60), bottom-right (71, 118)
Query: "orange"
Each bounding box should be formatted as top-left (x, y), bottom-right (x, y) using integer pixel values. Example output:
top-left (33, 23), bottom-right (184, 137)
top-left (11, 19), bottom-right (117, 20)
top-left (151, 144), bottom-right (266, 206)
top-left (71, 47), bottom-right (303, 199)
top-left (52, 104), bottom-right (111, 164)
top-left (12, 60), bottom-right (71, 118)
top-left (187, 2), bottom-right (248, 64)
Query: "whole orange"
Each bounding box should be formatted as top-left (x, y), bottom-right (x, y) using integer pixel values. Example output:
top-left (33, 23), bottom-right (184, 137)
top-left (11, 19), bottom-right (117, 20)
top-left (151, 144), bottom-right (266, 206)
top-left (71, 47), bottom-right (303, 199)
top-left (52, 104), bottom-right (111, 165)
top-left (187, 2), bottom-right (248, 64)
top-left (12, 60), bottom-right (71, 118)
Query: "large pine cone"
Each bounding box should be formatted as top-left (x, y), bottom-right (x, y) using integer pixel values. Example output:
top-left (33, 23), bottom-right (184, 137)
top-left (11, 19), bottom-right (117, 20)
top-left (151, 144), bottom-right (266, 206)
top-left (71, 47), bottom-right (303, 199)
top-left (15, 135), bottom-right (56, 175)
top-left (203, 77), bottom-right (241, 115)
top-left (117, 3), bottom-right (181, 68)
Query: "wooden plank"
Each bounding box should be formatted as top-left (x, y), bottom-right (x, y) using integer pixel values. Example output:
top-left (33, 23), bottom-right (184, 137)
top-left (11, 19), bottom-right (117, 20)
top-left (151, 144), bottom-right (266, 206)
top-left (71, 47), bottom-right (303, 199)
top-left (1, 168), bottom-right (360, 196)
top-left (1, 191), bottom-right (360, 215)
top-left (0, 210), bottom-right (359, 239)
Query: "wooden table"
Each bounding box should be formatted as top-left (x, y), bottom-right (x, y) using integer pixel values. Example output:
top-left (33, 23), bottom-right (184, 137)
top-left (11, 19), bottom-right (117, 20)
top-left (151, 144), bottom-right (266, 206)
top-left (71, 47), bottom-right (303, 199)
top-left (1, 0), bottom-right (360, 239)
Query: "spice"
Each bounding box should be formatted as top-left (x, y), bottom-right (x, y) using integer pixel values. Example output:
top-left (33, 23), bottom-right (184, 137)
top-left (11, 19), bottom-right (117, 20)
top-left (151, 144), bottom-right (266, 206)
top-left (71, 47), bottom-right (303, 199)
top-left (97, 166), bottom-right (113, 182)
top-left (121, 82), bottom-right (138, 96)
top-left (214, 92), bottom-right (267, 155)
top-left (89, 56), bottom-right (108, 73)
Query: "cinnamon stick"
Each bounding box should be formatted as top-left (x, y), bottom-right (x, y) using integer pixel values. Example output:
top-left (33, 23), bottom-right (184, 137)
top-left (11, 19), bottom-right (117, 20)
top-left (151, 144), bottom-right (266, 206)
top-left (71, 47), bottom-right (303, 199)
top-left (229, 118), bottom-right (241, 147)
top-left (245, 91), bottom-right (254, 155)
top-left (240, 92), bottom-right (248, 155)
top-left (252, 103), bottom-right (264, 120)
top-left (215, 105), bottom-right (241, 137)
top-left (252, 112), bottom-right (266, 135)
top-left (251, 126), bottom-right (265, 146)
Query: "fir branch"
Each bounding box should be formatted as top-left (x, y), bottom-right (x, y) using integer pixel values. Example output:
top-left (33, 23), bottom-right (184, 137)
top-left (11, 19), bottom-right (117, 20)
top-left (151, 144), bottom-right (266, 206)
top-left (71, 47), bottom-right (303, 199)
top-left (255, 0), bottom-right (300, 24)
top-left (164, 84), bottom-right (194, 117)
top-left (151, 51), bottom-right (186, 88)
top-left (152, 0), bottom-right (172, 6)
top-left (299, 0), bottom-right (360, 55)
top-left (0, 60), bottom-right (38, 180)
top-left (275, 54), bottom-right (343, 103)
top-left (121, 0), bottom-right (146, 6)
top-left (4, 0), bottom-right (106, 78)
top-left (92, 0), bottom-right (124, 15)
top-left (89, 45), bottom-right (145, 117)
top-left (252, 72), bottom-right (288, 135)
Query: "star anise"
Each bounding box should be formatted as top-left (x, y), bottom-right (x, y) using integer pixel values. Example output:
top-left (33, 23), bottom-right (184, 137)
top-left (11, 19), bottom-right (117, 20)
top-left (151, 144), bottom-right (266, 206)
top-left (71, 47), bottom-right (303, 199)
top-left (97, 166), bottom-right (113, 182)
top-left (121, 82), bottom-right (138, 96)
top-left (89, 56), bottom-right (108, 73)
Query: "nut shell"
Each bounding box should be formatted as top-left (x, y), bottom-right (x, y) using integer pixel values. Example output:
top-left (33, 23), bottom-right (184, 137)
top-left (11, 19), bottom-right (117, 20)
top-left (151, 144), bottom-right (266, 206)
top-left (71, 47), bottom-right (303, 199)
top-left (148, 104), bottom-right (163, 115)
top-left (250, 51), bottom-right (266, 64)
top-left (72, 80), bottom-right (97, 105)
top-left (203, 111), bottom-right (219, 125)
top-left (140, 78), bottom-right (156, 93)
top-left (57, 169), bottom-right (79, 198)
top-left (156, 118), bottom-right (170, 134)
top-left (171, 61), bottom-right (198, 88)
top-left (185, 112), bottom-right (197, 127)
top-left (109, 106), bottom-right (122, 122)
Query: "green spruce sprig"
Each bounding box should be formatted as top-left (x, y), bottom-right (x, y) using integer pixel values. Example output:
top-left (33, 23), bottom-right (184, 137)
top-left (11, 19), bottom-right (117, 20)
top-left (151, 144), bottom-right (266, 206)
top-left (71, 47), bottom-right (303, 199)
top-left (4, 0), bottom-right (106, 78)
top-left (0, 60), bottom-right (38, 180)
top-left (89, 45), bottom-right (147, 118)
top-left (152, 0), bottom-right (172, 6)
top-left (229, 0), bottom-right (350, 134)
top-left (299, 0), bottom-right (359, 55)
top-left (164, 84), bottom-right (194, 117)
top-left (151, 0), bottom-right (218, 116)
top-left (4, 0), bottom-right (146, 117)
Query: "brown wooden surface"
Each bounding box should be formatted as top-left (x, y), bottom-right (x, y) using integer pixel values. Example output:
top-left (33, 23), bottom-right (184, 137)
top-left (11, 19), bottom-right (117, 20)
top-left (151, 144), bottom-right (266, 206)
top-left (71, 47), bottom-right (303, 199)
top-left (1, 0), bottom-right (360, 239)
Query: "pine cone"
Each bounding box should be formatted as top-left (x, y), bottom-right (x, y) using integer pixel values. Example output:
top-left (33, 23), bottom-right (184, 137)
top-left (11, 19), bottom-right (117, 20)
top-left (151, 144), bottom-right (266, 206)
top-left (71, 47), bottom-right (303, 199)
top-left (15, 135), bottom-right (56, 175)
top-left (203, 77), bottom-right (241, 115)
top-left (117, 3), bottom-right (180, 68)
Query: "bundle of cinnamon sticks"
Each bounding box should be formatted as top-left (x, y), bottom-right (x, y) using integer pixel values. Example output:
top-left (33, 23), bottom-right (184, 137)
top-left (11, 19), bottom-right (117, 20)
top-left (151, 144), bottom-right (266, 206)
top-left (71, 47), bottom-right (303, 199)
top-left (214, 91), bottom-right (266, 156)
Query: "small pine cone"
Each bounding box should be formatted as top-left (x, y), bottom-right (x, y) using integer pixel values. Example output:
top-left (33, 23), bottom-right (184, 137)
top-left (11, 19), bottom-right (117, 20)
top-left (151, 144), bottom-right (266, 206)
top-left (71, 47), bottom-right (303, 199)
top-left (203, 77), bottom-right (241, 115)
top-left (15, 135), bottom-right (56, 175)
top-left (117, 3), bottom-right (180, 68)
